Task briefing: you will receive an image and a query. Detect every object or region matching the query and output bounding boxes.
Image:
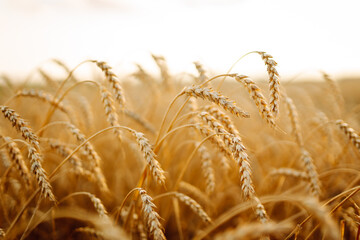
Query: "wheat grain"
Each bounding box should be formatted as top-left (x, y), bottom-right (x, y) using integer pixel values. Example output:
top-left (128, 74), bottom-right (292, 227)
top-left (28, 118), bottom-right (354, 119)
top-left (139, 189), bottom-right (166, 240)
top-left (256, 51), bottom-right (280, 117)
top-left (235, 75), bottom-right (275, 128)
top-left (182, 85), bottom-right (250, 118)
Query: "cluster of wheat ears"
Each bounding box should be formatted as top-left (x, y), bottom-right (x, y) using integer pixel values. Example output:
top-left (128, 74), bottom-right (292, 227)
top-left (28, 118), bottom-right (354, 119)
top-left (0, 52), bottom-right (359, 239)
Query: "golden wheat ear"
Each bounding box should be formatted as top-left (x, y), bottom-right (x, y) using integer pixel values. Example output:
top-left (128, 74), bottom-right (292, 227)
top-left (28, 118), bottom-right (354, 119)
top-left (139, 189), bottom-right (166, 240)
top-left (92, 60), bottom-right (126, 108)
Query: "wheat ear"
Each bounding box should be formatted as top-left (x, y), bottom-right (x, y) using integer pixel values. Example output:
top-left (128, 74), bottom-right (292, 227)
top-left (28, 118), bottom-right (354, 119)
top-left (99, 85), bottom-right (122, 141)
top-left (86, 192), bottom-right (108, 219)
top-left (93, 61), bottom-right (126, 108)
top-left (198, 145), bottom-right (215, 195)
top-left (256, 51), bottom-right (280, 117)
top-left (194, 123), bottom-right (234, 164)
top-left (131, 131), bottom-right (166, 186)
top-left (235, 75), bottom-right (275, 128)
top-left (335, 119), bottom-right (360, 153)
top-left (0, 106), bottom-right (55, 201)
top-left (253, 196), bottom-right (269, 224)
top-left (2, 137), bottom-right (31, 184)
top-left (322, 72), bottom-right (345, 115)
top-left (151, 54), bottom-right (171, 90)
top-left (199, 111), bottom-right (254, 198)
top-left (28, 146), bottom-right (56, 201)
top-left (182, 85), bottom-right (250, 118)
top-left (174, 192), bottom-right (212, 224)
top-left (300, 148), bottom-right (321, 197)
top-left (202, 105), bottom-right (240, 136)
top-left (284, 96), bottom-right (304, 147)
top-left (66, 123), bottom-right (110, 193)
top-left (139, 189), bottom-right (166, 240)
top-left (15, 89), bottom-right (67, 113)
top-left (75, 227), bottom-right (105, 239)
top-left (44, 138), bottom-right (84, 176)
top-left (0, 106), bottom-right (40, 149)
top-left (193, 61), bottom-right (208, 83)
top-left (270, 168), bottom-right (309, 180)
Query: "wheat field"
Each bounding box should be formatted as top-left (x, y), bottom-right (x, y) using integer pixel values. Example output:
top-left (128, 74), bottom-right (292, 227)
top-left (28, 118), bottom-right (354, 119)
top-left (0, 52), bottom-right (360, 239)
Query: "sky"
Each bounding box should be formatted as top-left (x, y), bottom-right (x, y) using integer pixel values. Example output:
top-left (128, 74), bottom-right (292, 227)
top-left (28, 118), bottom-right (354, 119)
top-left (0, 0), bottom-right (359, 81)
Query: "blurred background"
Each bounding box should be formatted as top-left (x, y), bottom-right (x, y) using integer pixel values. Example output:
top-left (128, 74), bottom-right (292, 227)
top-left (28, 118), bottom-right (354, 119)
top-left (0, 0), bottom-right (359, 80)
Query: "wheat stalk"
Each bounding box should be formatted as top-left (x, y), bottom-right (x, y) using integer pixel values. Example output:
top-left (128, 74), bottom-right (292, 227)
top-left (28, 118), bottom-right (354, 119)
top-left (256, 51), bottom-right (280, 118)
top-left (235, 75), bottom-right (275, 128)
top-left (139, 189), bottom-right (166, 240)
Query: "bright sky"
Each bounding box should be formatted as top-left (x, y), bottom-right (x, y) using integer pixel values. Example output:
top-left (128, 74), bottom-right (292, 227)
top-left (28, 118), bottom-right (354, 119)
top-left (1, 0), bottom-right (359, 80)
